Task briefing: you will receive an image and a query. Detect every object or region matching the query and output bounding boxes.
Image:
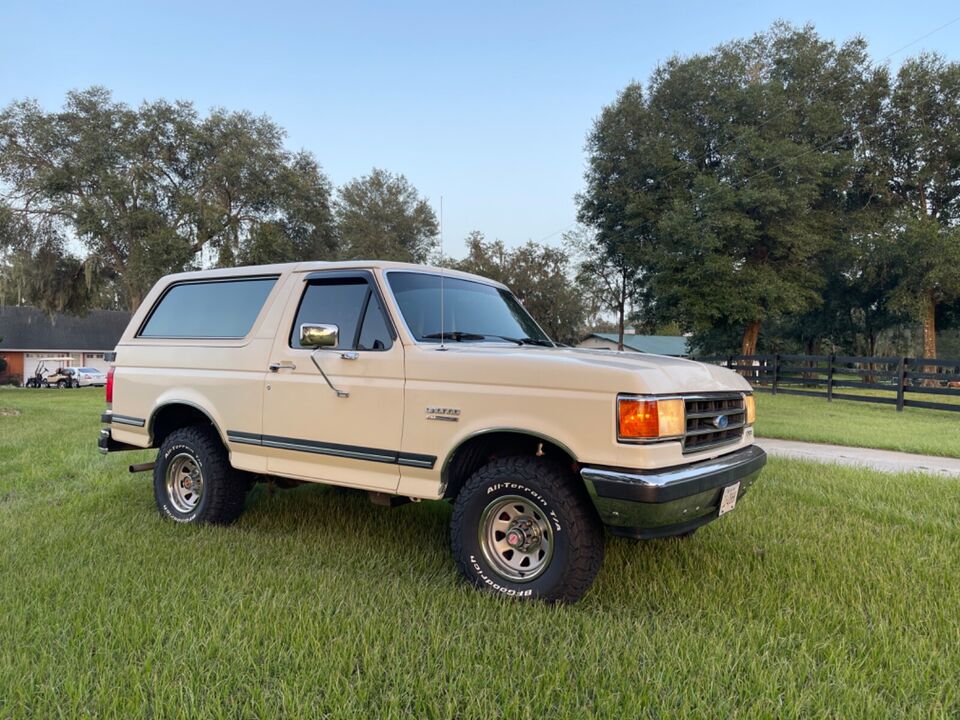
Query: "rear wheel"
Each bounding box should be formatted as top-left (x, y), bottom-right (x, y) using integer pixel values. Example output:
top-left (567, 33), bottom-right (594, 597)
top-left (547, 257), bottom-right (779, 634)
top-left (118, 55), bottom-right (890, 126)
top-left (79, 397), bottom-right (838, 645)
top-left (450, 457), bottom-right (604, 603)
top-left (153, 426), bottom-right (247, 525)
top-left (56, 379), bottom-right (67, 389)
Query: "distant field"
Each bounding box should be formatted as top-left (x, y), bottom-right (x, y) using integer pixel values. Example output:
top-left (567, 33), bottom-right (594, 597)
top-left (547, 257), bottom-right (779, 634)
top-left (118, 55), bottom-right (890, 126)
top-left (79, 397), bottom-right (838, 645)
top-left (1, 390), bottom-right (959, 717)
top-left (754, 391), bottom-right (960, 458)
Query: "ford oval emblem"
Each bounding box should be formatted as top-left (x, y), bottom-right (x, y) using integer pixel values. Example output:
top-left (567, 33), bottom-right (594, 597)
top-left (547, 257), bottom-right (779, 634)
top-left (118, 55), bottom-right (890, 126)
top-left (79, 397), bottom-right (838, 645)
top-left (713, 414), bottom-right (729, 429)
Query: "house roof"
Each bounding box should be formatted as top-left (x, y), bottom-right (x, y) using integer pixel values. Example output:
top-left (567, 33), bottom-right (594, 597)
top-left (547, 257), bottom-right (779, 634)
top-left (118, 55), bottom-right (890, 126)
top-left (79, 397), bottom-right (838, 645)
top-left (0, 306), bottom-right (131, 351)
top-left (585, 333), bottom-right (689, 356)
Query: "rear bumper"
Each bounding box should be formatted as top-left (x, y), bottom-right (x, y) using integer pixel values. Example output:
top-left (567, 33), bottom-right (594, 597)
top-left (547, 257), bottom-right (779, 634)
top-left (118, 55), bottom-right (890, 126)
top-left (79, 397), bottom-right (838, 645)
top-left (98, 428), bottom-right (142, 455)
top-left (581, 445), bottom-right (766, 539)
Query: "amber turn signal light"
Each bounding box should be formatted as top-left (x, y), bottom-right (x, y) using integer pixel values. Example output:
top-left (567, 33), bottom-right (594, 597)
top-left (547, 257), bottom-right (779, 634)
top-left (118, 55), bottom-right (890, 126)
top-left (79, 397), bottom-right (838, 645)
top-left (617, 397), bottom-right (685, 440)
top-left (744, 394), bottom-right (756, 425)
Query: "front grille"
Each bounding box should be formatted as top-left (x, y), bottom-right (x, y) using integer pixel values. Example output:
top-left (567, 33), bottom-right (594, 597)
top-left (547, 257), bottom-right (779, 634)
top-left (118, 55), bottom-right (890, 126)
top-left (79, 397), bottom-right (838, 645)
top-left (682, 394), bottom-right (746, 453)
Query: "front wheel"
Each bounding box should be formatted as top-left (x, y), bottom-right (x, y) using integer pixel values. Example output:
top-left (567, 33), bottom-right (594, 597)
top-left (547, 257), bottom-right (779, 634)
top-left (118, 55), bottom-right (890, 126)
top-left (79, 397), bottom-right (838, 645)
top-left (450, 457), bottom-right (604, 603)
top-left (153, 426), bottom-right (247, 525)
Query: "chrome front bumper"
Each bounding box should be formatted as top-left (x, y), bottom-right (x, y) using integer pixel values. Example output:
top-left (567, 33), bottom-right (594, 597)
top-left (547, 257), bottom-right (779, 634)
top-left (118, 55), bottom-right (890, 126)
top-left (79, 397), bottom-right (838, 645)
top-left (581, 445), bottom-right (766, 539)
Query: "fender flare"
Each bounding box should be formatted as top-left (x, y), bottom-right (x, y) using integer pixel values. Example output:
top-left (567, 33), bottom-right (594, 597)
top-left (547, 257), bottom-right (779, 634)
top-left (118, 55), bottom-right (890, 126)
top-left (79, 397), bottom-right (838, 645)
top-left (147, 399), bottom-right (227, 448)
top-left (440, 427), bottom-right (579, 494)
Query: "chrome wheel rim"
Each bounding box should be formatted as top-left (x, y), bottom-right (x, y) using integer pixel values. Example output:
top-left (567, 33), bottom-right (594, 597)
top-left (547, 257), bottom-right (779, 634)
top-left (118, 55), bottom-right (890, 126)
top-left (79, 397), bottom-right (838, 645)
top-left (478, 494), bottom-right (554, 582)
top-left (165, 453), bottom-right (204, 514)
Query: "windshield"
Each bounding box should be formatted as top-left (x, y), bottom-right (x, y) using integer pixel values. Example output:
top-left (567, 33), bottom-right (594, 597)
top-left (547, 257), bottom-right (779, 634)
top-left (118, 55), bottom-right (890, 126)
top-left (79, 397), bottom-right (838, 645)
top-left (386, 272), bottom-right (552, 345)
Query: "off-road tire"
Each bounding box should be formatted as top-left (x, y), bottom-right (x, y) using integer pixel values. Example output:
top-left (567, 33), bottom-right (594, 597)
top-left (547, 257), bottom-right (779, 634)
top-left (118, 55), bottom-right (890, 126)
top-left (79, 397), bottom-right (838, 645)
top-left (450, 456), bottom-right (604, 603)
top-left (153, 425), bottom-right (247, 525)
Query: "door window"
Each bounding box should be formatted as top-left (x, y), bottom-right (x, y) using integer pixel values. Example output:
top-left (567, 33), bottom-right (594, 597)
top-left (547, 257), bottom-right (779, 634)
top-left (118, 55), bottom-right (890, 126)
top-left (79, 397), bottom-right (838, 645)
top-left (357, 293), bottom-right (393, 350)
top-left (291, 277), bottom-right (393, 351)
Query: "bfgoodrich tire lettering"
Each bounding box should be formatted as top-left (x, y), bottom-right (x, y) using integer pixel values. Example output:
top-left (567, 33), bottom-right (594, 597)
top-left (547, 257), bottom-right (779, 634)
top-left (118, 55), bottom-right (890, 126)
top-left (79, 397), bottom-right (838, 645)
top-left (450, 457), bottom-right (604, 603)
top-left (153, 425), bottom-right (247, 525)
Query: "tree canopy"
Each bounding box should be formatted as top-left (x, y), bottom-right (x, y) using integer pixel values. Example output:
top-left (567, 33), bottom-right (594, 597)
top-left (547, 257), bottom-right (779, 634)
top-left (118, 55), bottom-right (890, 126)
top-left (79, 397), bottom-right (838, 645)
top-left (878, 55), bottom-right (960, 358)
top-left (579, 23), bottom-right (893, 355)
top-left (336, 168), bottom-right (438, 264)
top-left (0, 88), bottom-right (337, 310)
top-left (452, 232), bottom-right (587, 345)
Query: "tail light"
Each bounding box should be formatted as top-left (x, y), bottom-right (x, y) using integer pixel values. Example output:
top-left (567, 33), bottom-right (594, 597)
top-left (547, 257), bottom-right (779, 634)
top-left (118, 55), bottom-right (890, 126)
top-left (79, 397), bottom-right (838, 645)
top-left (106, 367), bottom-right (115, 404)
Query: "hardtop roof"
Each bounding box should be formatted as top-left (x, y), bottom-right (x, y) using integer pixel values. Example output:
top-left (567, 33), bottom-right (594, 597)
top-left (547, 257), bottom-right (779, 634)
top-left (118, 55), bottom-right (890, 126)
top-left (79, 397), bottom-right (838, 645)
top-left (156, 260), bottom-right (508, 290)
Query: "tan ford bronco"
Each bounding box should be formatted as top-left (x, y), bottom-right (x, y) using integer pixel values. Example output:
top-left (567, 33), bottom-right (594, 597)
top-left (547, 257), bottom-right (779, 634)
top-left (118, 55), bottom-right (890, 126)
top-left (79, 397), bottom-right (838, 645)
top-left (99, 261), bottom-right (766, 602)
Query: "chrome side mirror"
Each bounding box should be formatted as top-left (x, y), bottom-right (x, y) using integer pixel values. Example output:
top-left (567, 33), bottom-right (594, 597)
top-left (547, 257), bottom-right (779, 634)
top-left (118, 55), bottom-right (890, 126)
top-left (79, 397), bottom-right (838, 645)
top-left (300, 323), bottom-right (338, 348)
top-left (300, 323), bottom-right (349, 398)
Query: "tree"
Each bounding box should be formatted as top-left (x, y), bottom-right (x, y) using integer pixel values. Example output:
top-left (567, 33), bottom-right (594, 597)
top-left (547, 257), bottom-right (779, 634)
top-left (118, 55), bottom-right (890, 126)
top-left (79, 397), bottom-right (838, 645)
top-left (578, 24), bottom-right (884, 355)
top-left (567, 226), bottom-right (642, 350)
top-left (452, 232), bottom-right (587, 345)
top-left (0, 88), bottom-right (337, 310)
top-left (0, 203), bottom-right (100, 313)
top-left (879, 54), bottom-right (960, 359)
top-left (336, 168), bottom-right (437, 263)
top-left (236, 152), bottom-right (338, 266)
top-left (577, 83), bottom-right (667, 349)
top-left (184, 110), bottom-right (336, 269)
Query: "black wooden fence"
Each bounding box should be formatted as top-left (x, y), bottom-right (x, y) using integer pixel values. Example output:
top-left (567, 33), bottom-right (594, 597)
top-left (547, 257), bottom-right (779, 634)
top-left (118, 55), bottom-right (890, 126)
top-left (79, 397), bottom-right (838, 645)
top-left (697, 354), bottom-right (960, 413)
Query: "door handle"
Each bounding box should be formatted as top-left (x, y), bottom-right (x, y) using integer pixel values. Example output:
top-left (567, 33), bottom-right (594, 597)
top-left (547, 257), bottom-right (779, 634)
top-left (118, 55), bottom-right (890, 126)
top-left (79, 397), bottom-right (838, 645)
top-left (268, 361), bottom-right (297, 372)
top-left (340, 351), bottom-right (359, 361)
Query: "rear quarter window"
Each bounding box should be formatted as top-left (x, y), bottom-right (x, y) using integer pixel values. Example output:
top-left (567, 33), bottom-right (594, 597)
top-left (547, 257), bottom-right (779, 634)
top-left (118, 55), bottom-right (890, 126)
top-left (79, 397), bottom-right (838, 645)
top-left (139, 277), bottom-right (277, 338)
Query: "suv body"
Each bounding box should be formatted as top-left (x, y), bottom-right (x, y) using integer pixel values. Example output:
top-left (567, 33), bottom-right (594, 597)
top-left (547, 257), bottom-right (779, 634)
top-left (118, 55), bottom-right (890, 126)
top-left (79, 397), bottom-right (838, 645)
top-left (99, 261), bottom-right (766, 602)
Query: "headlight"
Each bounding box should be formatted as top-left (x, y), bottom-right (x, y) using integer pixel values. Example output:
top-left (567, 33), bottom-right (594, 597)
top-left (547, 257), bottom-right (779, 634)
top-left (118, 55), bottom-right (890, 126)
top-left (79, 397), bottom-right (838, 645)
top-left (617, 396), bottom-right (685, 441)
top-left (744, 394), bottom-right (756, 425)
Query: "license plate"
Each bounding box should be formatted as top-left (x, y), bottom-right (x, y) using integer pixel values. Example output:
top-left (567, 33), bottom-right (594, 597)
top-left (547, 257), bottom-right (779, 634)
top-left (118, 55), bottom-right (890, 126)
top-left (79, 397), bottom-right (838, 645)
top-left (718, 482), bottom-right (740, 517)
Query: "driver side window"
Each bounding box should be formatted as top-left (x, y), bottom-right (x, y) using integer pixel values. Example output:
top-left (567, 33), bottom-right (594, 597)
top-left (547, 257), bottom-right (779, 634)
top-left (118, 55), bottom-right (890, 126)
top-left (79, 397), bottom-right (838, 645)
top-left (290, 277), bottom-right (393, 351)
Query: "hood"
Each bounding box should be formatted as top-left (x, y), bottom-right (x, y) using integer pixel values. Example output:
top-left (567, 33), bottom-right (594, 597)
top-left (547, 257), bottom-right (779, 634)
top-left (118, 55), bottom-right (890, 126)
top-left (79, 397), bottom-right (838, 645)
top-left (407, 343), bottom-right (751, 396)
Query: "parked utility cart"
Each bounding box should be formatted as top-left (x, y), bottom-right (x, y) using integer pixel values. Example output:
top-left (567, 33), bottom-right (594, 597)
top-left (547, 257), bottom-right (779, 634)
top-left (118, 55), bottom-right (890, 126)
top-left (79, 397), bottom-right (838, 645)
top-left (24, 357), bottom-right (74, 388)
top-left (99, 261), bottom-right (766, 602)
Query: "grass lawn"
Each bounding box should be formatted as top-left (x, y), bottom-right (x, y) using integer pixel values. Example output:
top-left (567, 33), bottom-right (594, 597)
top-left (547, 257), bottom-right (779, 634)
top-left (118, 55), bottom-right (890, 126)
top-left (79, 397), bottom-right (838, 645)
top-left (755, 391), bottom-right (960, 459)
top-left (2, 389), bottom-right (959, 718)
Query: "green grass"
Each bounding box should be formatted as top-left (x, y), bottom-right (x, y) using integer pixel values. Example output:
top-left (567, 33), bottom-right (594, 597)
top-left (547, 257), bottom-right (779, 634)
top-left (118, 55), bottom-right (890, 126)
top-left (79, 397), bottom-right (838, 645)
top-left (755, 391), bottom-right (960, 458)
top-left (2, 389), bottom-right (960, 718)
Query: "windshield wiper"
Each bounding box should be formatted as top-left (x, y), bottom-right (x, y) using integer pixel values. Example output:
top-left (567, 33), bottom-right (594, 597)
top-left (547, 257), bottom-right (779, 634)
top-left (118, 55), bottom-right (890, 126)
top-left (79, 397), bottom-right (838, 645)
top-left (422, 331), bottom-right (523, 345)
top-left (515, 337), bottom-right (554, 347)
top-left (422, 332), bottom-right (554, 347)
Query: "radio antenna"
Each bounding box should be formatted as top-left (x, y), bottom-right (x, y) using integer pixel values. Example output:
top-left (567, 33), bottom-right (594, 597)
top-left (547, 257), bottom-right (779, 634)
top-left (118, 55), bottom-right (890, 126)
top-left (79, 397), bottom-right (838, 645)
top-left (439, 195), bottom-right (446, 351)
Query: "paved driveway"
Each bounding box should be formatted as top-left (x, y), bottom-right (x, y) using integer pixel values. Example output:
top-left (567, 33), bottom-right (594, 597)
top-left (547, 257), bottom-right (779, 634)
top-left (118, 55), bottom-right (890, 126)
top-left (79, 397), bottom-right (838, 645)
top-left (756, 438), bottom-right (960, 478)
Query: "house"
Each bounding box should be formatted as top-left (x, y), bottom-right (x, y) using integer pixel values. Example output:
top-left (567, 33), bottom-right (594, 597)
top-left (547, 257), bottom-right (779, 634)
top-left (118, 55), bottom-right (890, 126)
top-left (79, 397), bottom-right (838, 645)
top-left (0, 306), bottom-right (131, 385)
top-left (578, 332), bottom-right (690, 357)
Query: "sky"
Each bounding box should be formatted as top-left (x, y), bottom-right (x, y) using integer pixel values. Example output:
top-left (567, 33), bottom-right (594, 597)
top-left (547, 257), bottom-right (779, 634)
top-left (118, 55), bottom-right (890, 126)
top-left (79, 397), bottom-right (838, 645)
top-left (2, 0), bottom-right (959, 258)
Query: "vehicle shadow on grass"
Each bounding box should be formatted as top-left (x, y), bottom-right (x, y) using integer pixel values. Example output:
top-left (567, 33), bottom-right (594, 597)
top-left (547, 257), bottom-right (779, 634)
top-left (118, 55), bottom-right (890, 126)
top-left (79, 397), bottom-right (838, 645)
top-left (234, 482), bottom-right (457, 577)
top-left (228, 481), bottom-right (760, 610)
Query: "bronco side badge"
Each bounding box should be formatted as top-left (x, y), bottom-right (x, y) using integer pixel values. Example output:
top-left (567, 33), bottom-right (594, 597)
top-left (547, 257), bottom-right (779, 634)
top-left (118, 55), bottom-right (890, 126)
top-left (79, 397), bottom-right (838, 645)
top-left (426, 407), bottom-right (460, 422)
